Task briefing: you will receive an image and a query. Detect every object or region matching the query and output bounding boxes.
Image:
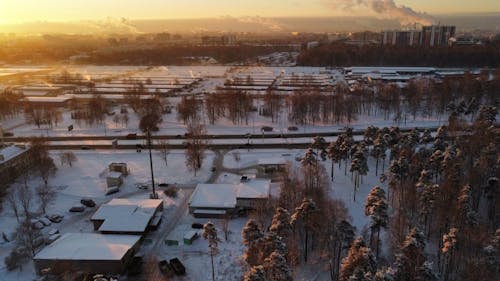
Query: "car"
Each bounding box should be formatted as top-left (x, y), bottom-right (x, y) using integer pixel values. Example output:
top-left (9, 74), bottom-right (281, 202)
top-left (287, 126), bottom-right (298, 131)
top-left (80, 198), bottom-right (96, 207)
top-left (46, 214), bottom-right (64, 223)
top-left (126, 133), bottom-right (137, 139)
top-left (69, 205), bottom-right (85, 212)
top-left (158, 260), bottom-right (175, 277)
top-left (127, 255), bottom-right (143, 276)
top-left (191, 223), bottom-right (204, 229)
top-left (2, 132), bottom-right (14, 137)
top-left (169, 258), bottom-right (186, 275)
top-left (106, 187), bottom-right (120, 195)
top-left (136, 183), bottom-right (149, 190)
top-left (80, 146), bottom-right (91, 150)
top-left (261, 126), bottom-right (273, 132)
top-left (38, 217), bottom-right (52, 226)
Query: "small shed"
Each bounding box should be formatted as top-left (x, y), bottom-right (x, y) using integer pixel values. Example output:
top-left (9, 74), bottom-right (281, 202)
top-left (106, 172), bottom-right (123, 187)
top-left (183, 231), bottom-right (198, 245)
top-left (257, 158), bottom-right (287, 173)
top-left (109, 162), bottom-right (128, 176)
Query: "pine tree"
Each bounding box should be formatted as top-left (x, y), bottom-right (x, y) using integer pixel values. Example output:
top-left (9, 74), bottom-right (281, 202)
top-left (371, 133), bottom-right (387, 176)
top-left (339, 238), bottom-right (376, 281)
top-left (291, 198), bottom-right (317, 262)
top-left (327, 141), bottom-right (341, 181)
top-left (365, 186), bottom-right (388, 258)
top-left (242, 219), bottom-right (264, 266)
top-left (457, 185), bottom-right (478, 228)
top-left (392, 228), bottom-right (435, 281)
top-left (441, 228), bottom-right (458, 281)
top-left (433, 126), bottom-right (448, 152)
top-left (244, 265), bottom-right (268, 281)
top-left (269, 207), bottom-right (292, 240)
top-left (263, 251), bottom-right (293, 281)
top-left (203, 222), bottom-right (220, 281)
top-left (421, 130), bottom-right (433, 144)
top-left (301, 148), bottom-right (318, 191)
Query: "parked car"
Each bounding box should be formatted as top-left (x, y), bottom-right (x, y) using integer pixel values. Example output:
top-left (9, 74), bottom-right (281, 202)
top-left (126, 133), bottom-right (137, 139)
top-left (46, 214), bottom-right (63, 223)
top-left (169, 258), bottom-right (186, 275)
top-left (127, 255), bottom-right (143, 276)
top-left (191, 223), bottom-right (204, 229)
top-left (287, 126), bottom-right (298, 131)
top-left (2, 132), bottom-right (14, 137)
top-left (80, 198), bottom-right (96, 207)
top-left (158, 260), bottom-right (175, 277)
top-left (80, 146), bottom-right (91, 150)
top-left (45, 234), bottom-right (61, 245)
top-left (106, 187), bottom-right (120, 195)
top-left (38, 217), bottom-right (52, 226)
top-left (69, 205), bottom-right (85, 212)
top-left (261, 126), bottom-right (273, 132)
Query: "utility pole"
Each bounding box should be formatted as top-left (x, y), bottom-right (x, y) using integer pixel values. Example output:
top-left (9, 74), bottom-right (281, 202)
top-left (147, 129), bottom-right (158, 199)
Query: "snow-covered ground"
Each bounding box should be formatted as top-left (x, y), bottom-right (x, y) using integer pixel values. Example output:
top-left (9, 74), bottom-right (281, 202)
top-left (0, 149), bottom-right (214, 280)
top-left (3, 101), bottom-right (445, 138)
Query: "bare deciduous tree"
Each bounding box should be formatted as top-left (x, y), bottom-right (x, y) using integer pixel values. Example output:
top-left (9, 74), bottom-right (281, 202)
top-left (157, 139), bottom-right (170, 166)
top-left (185, 121), bottom-right (208, 176)
top-left (59, 151), bottom-right (77, 167)
top-left (18, 186), bottom-right (33, 219)
top-left (36, 184), bottom-right (56, 214)
top-left (5, 188), bottom-right (21, 223)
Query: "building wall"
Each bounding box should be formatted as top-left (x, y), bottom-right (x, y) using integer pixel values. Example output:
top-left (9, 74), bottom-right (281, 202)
top-left (0, 146), bottom-right (32, 188)
top-left (34, 240), bottom-right (140, 275)
top-left (382, 26), bottom-right (455, 47)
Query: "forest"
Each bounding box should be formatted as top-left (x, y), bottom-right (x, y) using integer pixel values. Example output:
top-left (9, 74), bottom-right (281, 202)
top-left (297, 43), bottom-right (500, 67)
top-left (240, 107), bottom-right (499, 281)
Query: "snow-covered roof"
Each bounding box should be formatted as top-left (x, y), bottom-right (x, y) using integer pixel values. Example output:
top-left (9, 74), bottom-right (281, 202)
top-left (107, 171), bottom-right (123, 179)
top-left (24, 96), bottom-right (72, 103)
top-left (189, 184), bottom-right (237, 209)
top-left (189, 179), bottom-right (271, 208)
top-left (34, 233), bottom-right (140, 261)
top-left (346, 67), bottom-right (436, 76)
top-left (237, 179), bottom-right (271, 199)
top-left (91, 198), bottom-right (162, 233)
top-left (257, 157), bottom-right (287, 166)
top-left (0, 145), bottom-right (26, 164)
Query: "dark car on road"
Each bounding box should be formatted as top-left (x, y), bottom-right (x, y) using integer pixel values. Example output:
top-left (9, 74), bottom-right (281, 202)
top-left (69, 205), bottom-right (85, 212)
top-left (169, 258), bottom-right (186, 275)
top-left (158, 260), bottom-right (175, 277)
top-left (80, 198), bottom-right (96, 207)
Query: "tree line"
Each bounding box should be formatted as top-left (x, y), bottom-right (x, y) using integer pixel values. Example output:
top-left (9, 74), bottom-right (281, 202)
top-left (297, 43), bottom-right (500, 67)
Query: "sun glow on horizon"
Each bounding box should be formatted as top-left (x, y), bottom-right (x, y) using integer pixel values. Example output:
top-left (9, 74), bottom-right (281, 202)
top-left (0, 0), bottom-right (499, 25)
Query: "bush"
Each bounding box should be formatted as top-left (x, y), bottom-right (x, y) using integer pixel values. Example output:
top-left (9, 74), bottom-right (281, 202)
top-left (164, 186), bottom-right (178, 198)
top-left (4, 249), bottom-right (25, 271)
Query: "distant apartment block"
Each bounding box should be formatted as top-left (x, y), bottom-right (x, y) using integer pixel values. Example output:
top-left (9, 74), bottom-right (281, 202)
top-left (201, 34), bottom-right (237, 46)
top-left (382, 25), bottom-right (456, 47)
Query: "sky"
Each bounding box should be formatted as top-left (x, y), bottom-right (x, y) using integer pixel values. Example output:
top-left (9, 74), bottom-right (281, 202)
top-left (0, 0), bottom-right (499, 24)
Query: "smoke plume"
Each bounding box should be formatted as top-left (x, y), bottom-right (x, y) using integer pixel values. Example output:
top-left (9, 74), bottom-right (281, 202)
top-left (325, 0), bottom-right (434, 26)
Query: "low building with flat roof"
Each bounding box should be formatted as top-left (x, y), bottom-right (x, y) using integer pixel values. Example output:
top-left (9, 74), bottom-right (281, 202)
top-left (91, 198), bottom-right (163, 234)
top-left (33, 233), bottom-right (141, 274)
top-left (188, 179), bottom-right (271, 217)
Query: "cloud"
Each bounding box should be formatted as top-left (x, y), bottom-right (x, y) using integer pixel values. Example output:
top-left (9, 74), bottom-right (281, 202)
top-left (324, 0), bottom-right (434, 26)
top-left (219, 15), bottom-right (284, 32)
top-left (82, 17), bottom-right (140, 34)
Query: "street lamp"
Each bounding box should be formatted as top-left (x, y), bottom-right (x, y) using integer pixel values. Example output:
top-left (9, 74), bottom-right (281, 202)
top-left (147, 129), bottom-right (158, 199)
